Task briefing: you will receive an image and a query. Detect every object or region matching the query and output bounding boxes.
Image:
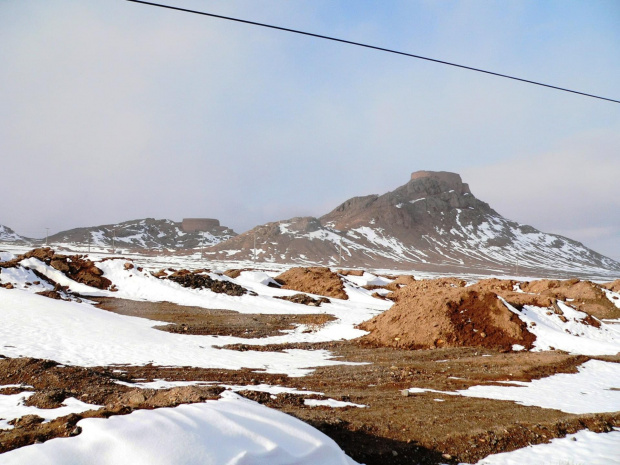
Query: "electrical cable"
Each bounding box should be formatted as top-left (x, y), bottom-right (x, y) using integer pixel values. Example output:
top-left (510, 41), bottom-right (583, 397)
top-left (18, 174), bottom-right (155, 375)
top-left (125, 0), bottom-right (619, 104)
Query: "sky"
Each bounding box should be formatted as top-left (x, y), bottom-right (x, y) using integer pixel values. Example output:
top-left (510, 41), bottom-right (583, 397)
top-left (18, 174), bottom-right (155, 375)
top-left (1, 0), bottom-right (619, 260)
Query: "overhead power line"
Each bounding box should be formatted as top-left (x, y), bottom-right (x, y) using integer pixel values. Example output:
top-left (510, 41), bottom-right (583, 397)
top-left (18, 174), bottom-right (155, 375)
top-left (126, 0), bottom-right (619, 104)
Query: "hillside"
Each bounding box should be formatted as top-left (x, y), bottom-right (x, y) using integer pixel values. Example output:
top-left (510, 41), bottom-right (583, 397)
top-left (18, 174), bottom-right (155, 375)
top-left (208, 171), bottom-right (620, 278)
top-left (0, 219), bottom-right (236, 252)
top-left (0, 225), bottom-right (30, 244)
top-left (46, 218), bottom-right (236, 251)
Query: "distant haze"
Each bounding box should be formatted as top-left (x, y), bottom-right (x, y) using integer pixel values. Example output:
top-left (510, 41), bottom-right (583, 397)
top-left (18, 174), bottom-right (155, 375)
top-left (1, 0), bottom-right (619, 260)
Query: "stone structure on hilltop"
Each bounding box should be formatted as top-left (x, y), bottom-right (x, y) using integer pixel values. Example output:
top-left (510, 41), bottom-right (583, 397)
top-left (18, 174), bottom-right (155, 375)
top-left (182, 218), bottom-right (221, 233)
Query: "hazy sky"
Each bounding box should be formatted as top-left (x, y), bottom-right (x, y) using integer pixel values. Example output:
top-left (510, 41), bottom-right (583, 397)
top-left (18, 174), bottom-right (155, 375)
top-left (2, 0), bottom-right (619, 260)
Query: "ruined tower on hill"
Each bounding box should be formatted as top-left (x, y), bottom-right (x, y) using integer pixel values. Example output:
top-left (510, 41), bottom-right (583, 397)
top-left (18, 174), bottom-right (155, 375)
top-left (181, 218), bottom-right (221, 233)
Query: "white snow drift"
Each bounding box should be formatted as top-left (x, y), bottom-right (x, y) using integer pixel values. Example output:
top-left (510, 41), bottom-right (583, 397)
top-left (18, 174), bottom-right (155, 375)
top-left (0, 391), bottom-right (359, 465)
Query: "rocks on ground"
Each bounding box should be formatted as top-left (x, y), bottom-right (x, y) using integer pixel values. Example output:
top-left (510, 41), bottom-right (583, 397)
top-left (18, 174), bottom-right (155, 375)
top-left (166, 269), bottom-right (249, 296)
top-left (274, 293), bottom-right (331, 306)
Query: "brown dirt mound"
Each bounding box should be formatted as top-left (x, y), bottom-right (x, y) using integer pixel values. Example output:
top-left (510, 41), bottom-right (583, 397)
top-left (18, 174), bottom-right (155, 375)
top-left (275, 267), bottom-right (348, 300)
top-left (338, 269), bottom-right (365, 277)
top-left (390, 275), bottom-right (417, 286)
top-left (602, 279), bottom-right (620, 293)
top-left (519, 278), bottom-right (620, 320)
top-left (1, 248), bottom-right (112, 290)
top-left (358, 279), bottom-right (535, 351)
top-left (358, 277), bottom-right (619, 351)
top-left (223, 269), bottom-right (243, 279)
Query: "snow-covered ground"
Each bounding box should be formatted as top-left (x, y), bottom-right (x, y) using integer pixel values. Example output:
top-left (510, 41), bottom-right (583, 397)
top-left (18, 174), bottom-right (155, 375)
top-left (0, 389), bottom-right (99, 431)
top-left (0, 391), bottom-right (358, 465)
top-left (501, 298), bottom-right (620, 356)
top-left (1, 247), bottom-right (619, 464)
top-left (407, 359), bottom-right (620, 414)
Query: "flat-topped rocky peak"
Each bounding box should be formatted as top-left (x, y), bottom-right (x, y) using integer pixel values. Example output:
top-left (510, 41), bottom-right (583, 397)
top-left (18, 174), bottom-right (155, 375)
top-left (407, 170), bottom-right (472, 196)
top-left (208, 170), bottom-right (620, 277)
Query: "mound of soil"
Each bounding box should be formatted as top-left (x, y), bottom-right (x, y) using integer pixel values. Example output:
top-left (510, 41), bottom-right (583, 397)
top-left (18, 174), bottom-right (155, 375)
top-left (1, 248), bottom-right (112, 290)
top-left (519, 278), bottom-right (620, 320)
top-left (338, 269), bottom-right (365, 277)
top-left (358, 277), bottom-right (620, 351)
top-left (275, 267), bottom-right (348, 300)
top-left (168, 269), bottom-right (248, 296)
top-left (603, 279), bottom-right (620, 292)
top-left (389, 274), bottom-right (417, 286)
top-left (223, 269), bottom-right (243, 279)
top-left (358, 280), bottom-right (535, 351)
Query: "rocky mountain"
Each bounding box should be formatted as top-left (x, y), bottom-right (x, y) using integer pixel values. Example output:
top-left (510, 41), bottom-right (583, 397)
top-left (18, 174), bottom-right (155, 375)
top-left (46, 218), bottom-right (236, 252)
top-left (0, 225), bottom-right (30, 244)
top-left (207, 171), bottom-right (620, 278)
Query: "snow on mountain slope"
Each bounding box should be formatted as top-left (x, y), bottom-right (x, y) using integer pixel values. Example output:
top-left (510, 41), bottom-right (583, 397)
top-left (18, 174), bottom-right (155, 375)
top-left (0, 226), bottom-right (29, 244)
top-left (46, 218), bottom-right (236, 252)
top-left (208, 171), bottom-right (620, 279)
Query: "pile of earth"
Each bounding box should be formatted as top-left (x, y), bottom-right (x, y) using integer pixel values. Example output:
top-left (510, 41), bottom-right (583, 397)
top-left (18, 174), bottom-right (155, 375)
top-left (358, 277), bottom-right (620, 351)
top-left (166, 269), bottom-right (249, 296)
top-left (603, 279), bottom-right (620, 292)
top-left (0, 248), bottom-right (112, 291)
top-left (518, 278), bottom-right (620, 320)
top-left (275, 267), bottom-right (348, 300)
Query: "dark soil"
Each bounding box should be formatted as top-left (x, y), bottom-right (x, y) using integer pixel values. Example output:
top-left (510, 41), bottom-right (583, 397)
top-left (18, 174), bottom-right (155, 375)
top-left (1, 346), bottom-right (618, 464)
top-left (92, 297), bottom-right (336, 338)
top-left (167, 269), bottom-right (249, 296)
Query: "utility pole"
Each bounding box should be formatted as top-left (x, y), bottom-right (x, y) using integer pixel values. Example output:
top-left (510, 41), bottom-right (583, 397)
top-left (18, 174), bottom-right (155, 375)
top-left (45, 228), bottom-right (50, 247)
top-left (253, 231), bottom-right (256, 263)
top-left (88, 234), bottom-right (91, 254)
top-left (112, 229), bottom-right (116, 254)
top-left (200, 232), bottom-right (204, 259)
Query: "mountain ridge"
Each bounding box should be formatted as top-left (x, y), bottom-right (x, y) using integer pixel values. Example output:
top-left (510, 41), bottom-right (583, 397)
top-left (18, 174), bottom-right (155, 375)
top-left (206, 171), bottom-right (620, 278)
top-left (0, 218), bottom-right (236, 252)
top-left (2, 171), bottom-right (619, 278)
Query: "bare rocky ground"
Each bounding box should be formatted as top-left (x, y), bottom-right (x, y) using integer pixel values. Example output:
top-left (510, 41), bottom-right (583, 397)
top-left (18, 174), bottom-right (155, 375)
top-left (1, 264), bottom-right (620, 464)
top-left (1, 345), bottom-right (618, 464)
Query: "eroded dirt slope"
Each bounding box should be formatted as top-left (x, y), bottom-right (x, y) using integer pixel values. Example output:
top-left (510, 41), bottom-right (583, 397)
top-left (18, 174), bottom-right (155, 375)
top-left (358, 277), bottom-right (620, 350)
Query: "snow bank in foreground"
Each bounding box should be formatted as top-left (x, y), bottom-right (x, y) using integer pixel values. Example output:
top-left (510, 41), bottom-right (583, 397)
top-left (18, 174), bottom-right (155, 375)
top-left (408, 360), bottom-right (620, 414)
top-left (0, 392), bottom-right (359, 465)
top-left (463, 428), bottom-right (620, 465)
